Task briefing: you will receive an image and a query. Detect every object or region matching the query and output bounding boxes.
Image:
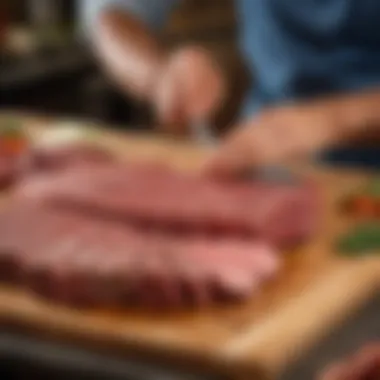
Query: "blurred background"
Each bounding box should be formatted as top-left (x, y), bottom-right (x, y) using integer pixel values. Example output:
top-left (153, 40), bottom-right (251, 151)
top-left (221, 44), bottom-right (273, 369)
top-left (0, 0), bottom-right (247, 131)
top-left (1, 2), bottom-right (379, 380)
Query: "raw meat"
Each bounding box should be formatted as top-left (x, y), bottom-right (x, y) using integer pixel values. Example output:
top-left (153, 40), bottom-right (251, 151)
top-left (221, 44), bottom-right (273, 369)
top-left (26, 143), bottom-right (114, 174)
top-left (0, 156), bottom-right (15, 189)
top-left (0, 152), bottom-right (34, 190)
top-left (0, 143), bottom-right (113, 191)
top-left (0, 201), bottom-right (280, 308)
top-left (0, 158), bottom-right (317, 308)
top-left (15, 163), bottom-right (319, 247)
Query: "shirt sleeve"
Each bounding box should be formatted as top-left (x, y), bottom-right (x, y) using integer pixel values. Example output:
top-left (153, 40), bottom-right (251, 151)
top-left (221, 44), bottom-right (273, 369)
top-left (79, 0), bottom-right (180, 37)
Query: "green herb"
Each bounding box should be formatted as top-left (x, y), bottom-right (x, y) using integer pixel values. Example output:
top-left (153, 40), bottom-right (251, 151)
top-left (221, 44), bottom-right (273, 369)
top-left (366, 177), bottom-right (380, 199)
top-left (337, 222), bottom-right (380, 256)
top-left (0, 119), bottom-right (24, 138)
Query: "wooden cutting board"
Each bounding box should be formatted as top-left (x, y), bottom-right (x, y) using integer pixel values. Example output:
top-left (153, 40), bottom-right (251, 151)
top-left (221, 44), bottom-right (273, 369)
top-left (0, 114), bottom-right (379, 379)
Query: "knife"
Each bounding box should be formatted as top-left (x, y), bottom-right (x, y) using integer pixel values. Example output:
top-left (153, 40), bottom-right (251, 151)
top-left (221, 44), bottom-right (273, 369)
top-left (189, 119), bottom-right (218, 146)
top-left (190, 119), bottom-right (296, 184)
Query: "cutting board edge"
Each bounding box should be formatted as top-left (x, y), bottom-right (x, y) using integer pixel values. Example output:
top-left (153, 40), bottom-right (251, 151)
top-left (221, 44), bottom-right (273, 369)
top-left (0, 258), bottom-right (378, 377)
top-left (220, 258), bottom-right (380, 375)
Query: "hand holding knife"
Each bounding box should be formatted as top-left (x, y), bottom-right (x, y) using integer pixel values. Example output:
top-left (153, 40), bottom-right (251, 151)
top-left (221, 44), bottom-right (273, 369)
top-left (190, 119), bottom-right (296, 183)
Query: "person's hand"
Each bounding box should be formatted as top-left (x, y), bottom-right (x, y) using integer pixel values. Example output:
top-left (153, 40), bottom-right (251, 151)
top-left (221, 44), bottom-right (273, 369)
top-left (318, 343), bottom-right (380, 380)
top-left (205, 100), bottom-right (345, 176)
top-left (153, 46), bottom-right (225, 131)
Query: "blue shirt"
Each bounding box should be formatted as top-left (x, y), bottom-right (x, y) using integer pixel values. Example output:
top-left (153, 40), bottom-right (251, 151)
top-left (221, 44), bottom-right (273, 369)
top-left (81, 0), bottom-right (380, 167)
top-left (81, 0), bottom-right (380, 117)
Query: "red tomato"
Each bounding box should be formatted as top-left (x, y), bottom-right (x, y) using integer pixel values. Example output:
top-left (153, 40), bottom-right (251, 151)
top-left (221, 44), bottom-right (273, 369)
top-left (350, 195), bottom-right (378, 220)
top-left (0, 137), bottom-right (28, 157)
top-left (376, 199), bottom-right (380, 218)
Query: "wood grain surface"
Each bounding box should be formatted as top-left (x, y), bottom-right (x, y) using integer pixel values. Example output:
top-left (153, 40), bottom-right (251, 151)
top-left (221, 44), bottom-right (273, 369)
top-left (0, 113), bottom-right (379, 379)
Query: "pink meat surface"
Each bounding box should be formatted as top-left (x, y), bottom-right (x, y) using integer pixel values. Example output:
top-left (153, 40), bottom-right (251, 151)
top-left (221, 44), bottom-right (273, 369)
top-left (15, 163), bottom-right (319, 247)
top-left (30, 144), bottom-right (115, 172)
top-left (0, 201), bottom-right (281, 308)
top-left (0, 155), bottom-right (19, 189)
top-left (1, 160), bottom-right (317, 308)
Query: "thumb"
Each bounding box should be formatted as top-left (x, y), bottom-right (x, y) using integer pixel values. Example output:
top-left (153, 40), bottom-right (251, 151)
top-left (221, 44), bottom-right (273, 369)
top-left (154, 66), bottom-right (187, 131)
top-left (204, 147), bottom-right (252, 178)
top-left (203, 127), bottom-right (258, 177)
top-left (203, 121), bottom-right (288, 177)
top-left (174, 47), bottom-right (225, 121)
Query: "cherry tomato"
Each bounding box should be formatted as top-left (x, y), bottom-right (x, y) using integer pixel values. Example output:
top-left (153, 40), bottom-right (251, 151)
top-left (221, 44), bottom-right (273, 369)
top-left (350, 195), bottom-right (378, 220)
top-left (0, 136), bottom-right (28, 157)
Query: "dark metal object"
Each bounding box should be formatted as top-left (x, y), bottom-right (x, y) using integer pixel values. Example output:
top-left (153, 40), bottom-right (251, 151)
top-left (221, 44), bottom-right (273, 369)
top-left (251, 165), bottom-right (297, 184)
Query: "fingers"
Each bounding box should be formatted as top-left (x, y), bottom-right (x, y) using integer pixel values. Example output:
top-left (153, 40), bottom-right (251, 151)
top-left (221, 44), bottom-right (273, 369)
top-left (203, 104), bottom-right (335, 177)
top-left (204, 125), bottom-right (259, 177)
top-left (179, 47), bottom-right (225, 120)
top-left (154, 47), bottom-right (224, 133)
top-left (154, 61), bottom-right (187, 131)
top-left (204, 119), bottom-right (292, 177)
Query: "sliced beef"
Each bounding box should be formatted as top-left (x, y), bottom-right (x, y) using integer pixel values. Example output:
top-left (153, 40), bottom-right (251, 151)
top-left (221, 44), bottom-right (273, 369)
top-left (0, 143), bottom-right (114, 191)
top-left (0, 155), bottom-right (21, 190)
top-left (178, 238), bottom-right (279, 301)
top-left (0, 201), bottom-right (280, 308)
top-left (1, 160), bottom-right (309, 308)
top-left (24, 221), bottom-right (94, 301)
top-left (15, 163), bottom-right (318, 247)
top-left (0, 159), bottom-right (13, 189)
top-left (25, 143), bottom-right (115, 175)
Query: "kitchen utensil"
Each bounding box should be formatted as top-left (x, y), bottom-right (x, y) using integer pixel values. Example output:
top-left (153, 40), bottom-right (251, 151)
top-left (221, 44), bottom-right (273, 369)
top-left (190, 119), bottom-right (296, 183)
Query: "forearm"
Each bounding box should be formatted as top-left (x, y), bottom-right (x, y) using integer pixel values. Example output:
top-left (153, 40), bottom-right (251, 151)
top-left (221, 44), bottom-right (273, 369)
top-left (333, 89), bottom-right (380, 144)
top-left (91, 9), bottom-right (167, 100)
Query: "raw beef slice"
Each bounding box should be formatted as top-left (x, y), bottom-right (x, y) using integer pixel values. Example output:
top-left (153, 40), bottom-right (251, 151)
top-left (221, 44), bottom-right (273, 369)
top-left (15, 163), bottom-right (319, 247)
top-left (0, 143), bottom-right (114, 190)
top-left (0, 157), bottom-right (14, 189)
top-left (28, 143), bottom-right (115, 173)
top-left (0, 154), bottom-right (27, 190)
top-left (0, 201), bottom-right (281, 308)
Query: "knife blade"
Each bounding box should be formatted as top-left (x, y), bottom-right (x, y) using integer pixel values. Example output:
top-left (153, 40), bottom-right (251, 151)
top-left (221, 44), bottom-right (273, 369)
top-left (190, 119), bottom-right (296, 184)
top-left (190, 119), bottom-right (218, 146)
